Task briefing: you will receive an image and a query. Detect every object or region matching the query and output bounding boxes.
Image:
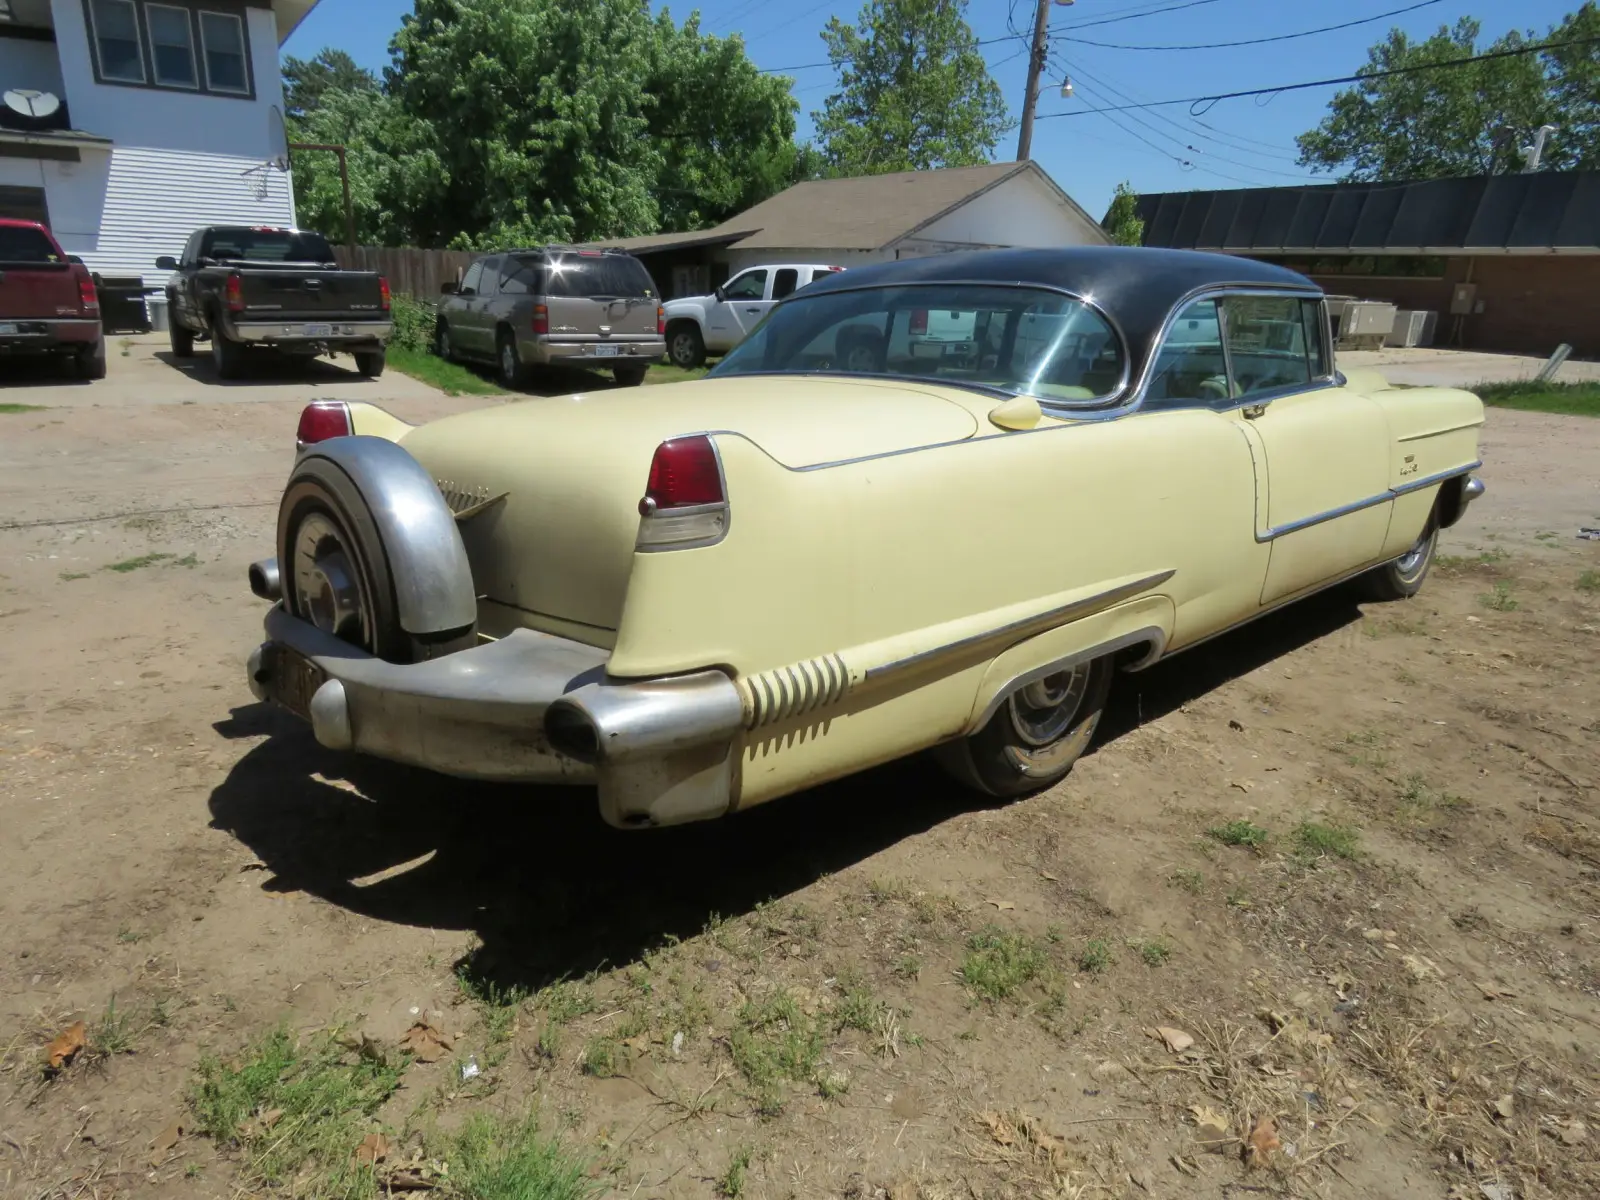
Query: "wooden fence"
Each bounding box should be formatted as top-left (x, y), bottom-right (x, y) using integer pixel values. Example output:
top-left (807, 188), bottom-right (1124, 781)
top-left (331, 245), bottom-right (477, 299)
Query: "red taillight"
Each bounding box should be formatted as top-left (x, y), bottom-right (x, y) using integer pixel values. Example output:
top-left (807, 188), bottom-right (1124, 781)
top-left (78, 275), bottom-right (98, 311)
top-left (656, 305), bottom-right (665, 336)
top-left (379, 276), bottom-right (391, 311)
top-left (909, 309), bottom-right (928, 335)
top-left (643, 437), bottom-right (723, 511)
top-left (827, 265), bottom-right (844, 272)
top-left (296, 400), bottom-right (352, 449)
top-left (225, 273), bottom-right (244, 313)
top-left (532, 304), bottom-right (549, 335)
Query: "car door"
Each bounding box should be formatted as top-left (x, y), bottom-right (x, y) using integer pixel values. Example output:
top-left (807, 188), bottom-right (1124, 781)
top-left (1219, 294), bottom-right (1394, 605)
top-left (705, 268), bottom-right (768, 350)
top-left (450, 259), bottom-right (488, 355)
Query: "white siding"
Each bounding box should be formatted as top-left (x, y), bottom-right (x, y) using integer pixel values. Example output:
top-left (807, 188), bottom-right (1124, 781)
top-left (0, 147), bottom-right (113, 243)
top-left (911, 171), bottom-right (1107, 249)
top-left (0, 34), bottom-right (68, 94)
top-left (58, 144), bottom-right (294, 281)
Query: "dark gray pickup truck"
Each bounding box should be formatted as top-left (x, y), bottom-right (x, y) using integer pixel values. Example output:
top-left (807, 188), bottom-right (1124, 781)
top-left (158, 227), bottom-right (392, 380)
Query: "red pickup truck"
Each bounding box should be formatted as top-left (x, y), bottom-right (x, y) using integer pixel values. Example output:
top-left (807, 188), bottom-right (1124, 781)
top-left (0, 219), bottom-right (106, 380)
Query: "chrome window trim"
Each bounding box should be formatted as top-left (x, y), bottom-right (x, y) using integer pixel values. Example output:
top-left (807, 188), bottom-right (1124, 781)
top-left (1256, 460), bottom-right (1482, 543)
top-left (714, 279), bottom-right (1134, 412)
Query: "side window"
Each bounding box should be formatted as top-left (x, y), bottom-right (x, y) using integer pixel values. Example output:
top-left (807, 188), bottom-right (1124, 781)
top-left (1223, 295), bottom-right (1311, 396)
top-left (1144, 299), bottom-right (1229, 408)
top-left (477, 256), bottom-right (503, 295)
top-left (1301, 299), bottom-right (1330, 378)
top-left (460, 261), bottom-right (484, 295)
top-left (499, 259), bottom-right (537, 295)
top-left (723, 269), bottom-right (767, 301)
top-left (772, 268), bottom-right (800, 300)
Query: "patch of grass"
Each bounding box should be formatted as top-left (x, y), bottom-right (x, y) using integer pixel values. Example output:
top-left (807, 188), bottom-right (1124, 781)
top-left (867, 876), bottom-right (914, 903)
top-left (833, 978), bottom-right (887, 1033)
top-left (1578, 570), bottom-right (1600, 594)
top-left (961, 927), bottom-right (1050, 1000)
top-left (892, 953), bottom-right (922, 979)
top-left (1167, 868), bottom-right (1204, 894)
top-left (189, 1026), bottom-right (403, 1194)
top-left (532, 979), bottom-right (596, 1024)
top-left (1076, 938), bottom-right (1115, 974)
top-left (59, 571), bottom-right (89, 581)
top-left (90, 995), bottom-right (138, 1056)
top-left (1478, 580), bottom-right (1519, 611)
top-left (729, 991), bottom-right (825, 1116)
top-left (1344, 729), bottom-right (1389, 769)
top-left (1292, 820), bottom-right (1362, 862)
top-left (716, 1147), bottom-right (752, 1198)
top-left (387, 345), bottom-right (506, 397)
top-left (447, 1112), bottom-right (597, 1200)
top-left (1207, 818), bottom-right (1270, 850)
top-left (1225, 885), bottom-right (1252, 909)
top-left (104, 552), bottom-right (173, 573)
top-left (173, 553), bottom-right (199, 568)
top-left (1473, 379), bottom-right (1600, 418)
top-left (0, 403), bottom-right (46, 413)
top-left (580, 1034), bottom-right (619, 1078)
top-left (1397, 773), bottom-right (1469, 824)
top-left (647, 363), bottom-right (710, 386)
top-left (1437, 548), bottom-right (1509, 570)
top-left (1136, 938), bottom-right (1171, 967)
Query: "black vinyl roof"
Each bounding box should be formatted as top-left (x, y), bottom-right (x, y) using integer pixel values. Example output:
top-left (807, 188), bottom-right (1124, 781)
top-left (1133, 170), bottom-right (1600, 255)
top-left (799, 245), bottom-right (1316, 372)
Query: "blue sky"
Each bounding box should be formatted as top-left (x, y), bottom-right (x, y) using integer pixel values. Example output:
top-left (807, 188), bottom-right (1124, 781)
top-left (284, 1), bottom-right (1582, 219)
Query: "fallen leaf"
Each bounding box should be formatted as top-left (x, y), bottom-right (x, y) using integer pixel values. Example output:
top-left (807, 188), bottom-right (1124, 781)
top-left (355, 1132), bottom-right (389, 1166)
top-left (43, 1021), bottom-right (87, 1072)
top-left (1556, 1118), bottom-right (1588, 1146)
top-left (1492, 1094), bottom-right (1515, 1121)
top-left (148, 1120), bottom-right (184, 1166)
top-left (1228, 719), bottom-right (1245, 732)
top-left (1229, 780), bottom-right (1252, 792)
top-left (260, 1108), bottom-right (283, 1130)
top-left (1326, 970), bottom-right (1358, 998)
top-left (1152, 1026), bottom-right (1194, 1053)
top-left (1243, 1115), bottom-right (1280, 1169)
top-left (988, 899), bottom-right (1016, 911)
top-left (399, 1019), bottom-right (453, 1064)
top-left (1189, 1104), bottom-right (1232, 1151)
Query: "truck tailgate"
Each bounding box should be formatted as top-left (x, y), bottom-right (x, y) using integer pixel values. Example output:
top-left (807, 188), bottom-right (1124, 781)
top-left (238, 268), bottom-right (385, 320)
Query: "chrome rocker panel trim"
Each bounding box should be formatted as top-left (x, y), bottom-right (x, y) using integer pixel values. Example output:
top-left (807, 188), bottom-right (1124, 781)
top-left (1256, 461), bottom-right (1483, 543)
top-left (248, 607), bottom-right (745, 830)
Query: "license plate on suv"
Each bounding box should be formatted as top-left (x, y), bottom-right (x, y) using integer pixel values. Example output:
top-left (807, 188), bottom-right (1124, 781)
top-left (302, 323), bottom-right (333, 337)
top-left (592, 344), bottom-right (620, 358)
top-left (262, 643), bottom-right (326, 720)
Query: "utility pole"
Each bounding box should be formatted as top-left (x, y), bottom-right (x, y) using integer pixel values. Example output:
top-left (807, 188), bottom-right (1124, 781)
top-left (1015, 0), bottom-right (1051, 161)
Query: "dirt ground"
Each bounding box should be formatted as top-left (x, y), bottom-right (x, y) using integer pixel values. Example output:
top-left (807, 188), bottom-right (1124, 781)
top-left (2, 347), bottom-right (1598, 1200)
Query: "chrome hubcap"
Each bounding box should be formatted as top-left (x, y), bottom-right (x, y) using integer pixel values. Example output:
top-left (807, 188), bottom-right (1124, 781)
top-left (672, 334), bottom-right (693, 362)
top-left (292, 513), bottom-right (368, 646)
top-left (1396, 526), bottom-right (1432, 574)
top-left (1008, 664), bottom-right (1091, 747)
top-left (846, 346), bottom-right (875, 372)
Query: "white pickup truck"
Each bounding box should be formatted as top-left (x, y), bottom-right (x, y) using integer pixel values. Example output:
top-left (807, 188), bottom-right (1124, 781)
top-left (663, 263), bottom-right (843, 367)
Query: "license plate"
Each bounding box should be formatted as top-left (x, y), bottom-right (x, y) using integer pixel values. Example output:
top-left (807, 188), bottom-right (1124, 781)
top-left (0, 323), bottom-right (17, 335)
top-left (262, 644), bottom-right (326, 721)
top-left (592, 344), bottom-right (619, 358)
top-left (302, 323), bottom-right (333, 337)
top-left (942, 342), bottom-right (973, 356)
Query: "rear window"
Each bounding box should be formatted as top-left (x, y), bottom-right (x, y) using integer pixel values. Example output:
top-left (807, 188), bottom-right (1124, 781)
top-left (201, 229), bottom-right (336, 264)
top-left (539, 253), bottom-right (656, 299)
top-left (0, 225), bottom-right (61, 264)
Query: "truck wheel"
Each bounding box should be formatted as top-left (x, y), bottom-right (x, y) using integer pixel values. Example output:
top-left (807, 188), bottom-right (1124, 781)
top-left (75, 338), bottom-right (108, 381)
top-left (496, 330), bottom-right (526, 389)
top-left (279, 456), bottom-right (476, 665)
top-left (355, 349), bottom-right (386, 378)
top-left (434, 320), bottom-right (454, 362)
top-left (934, 656), bottom-right (1114, 799)
top-left (667, 323), bottom-right (705, 369)
top-left (211, 326), bottom-right (245, 380)
top-left (169, 317), bottom-right (194, 358)
top-left (613, 365), bottom-right (647, 387)
top-left (1361, 516), bottom-right (1437, 601)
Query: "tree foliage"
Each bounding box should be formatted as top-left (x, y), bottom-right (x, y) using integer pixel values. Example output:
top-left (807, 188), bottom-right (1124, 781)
top-left (1297, 6), bottom-right (1600, 180)
top-left (1103, 182), bottom-right (1144, 247)
top-left (813, 0), bottom-right (1011, 176)
top-left (281, 48), bottom-right (377, 119)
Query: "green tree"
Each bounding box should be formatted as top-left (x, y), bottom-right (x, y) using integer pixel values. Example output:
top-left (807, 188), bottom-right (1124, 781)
top-left (288, 88), bottom-right (409, 246)
top-left (1102, 181), bottom-right (1144, 246)
top-left (281, 48), bottom-right (377, 120)
top-left (1297, 7), bottom-right (1600, 180)
top-left (813, 0), bottom-right (1011, 176)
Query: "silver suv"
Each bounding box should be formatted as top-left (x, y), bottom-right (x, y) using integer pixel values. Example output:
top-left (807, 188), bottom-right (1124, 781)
top-left (434, 247), bottom-right (665, 388)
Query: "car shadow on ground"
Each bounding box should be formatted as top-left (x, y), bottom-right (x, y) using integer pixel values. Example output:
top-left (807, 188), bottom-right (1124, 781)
top-left (1, 356), bottom-right (95, 389)
top-left (151, 348), bottom-right (379, 387)
top-left (443, 357), bottom-right (645, 398)
top-left (206, 588), bottom-right (1364, 992)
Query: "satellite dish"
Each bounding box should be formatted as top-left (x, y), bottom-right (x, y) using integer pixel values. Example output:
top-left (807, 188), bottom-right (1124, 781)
top-left (5, 90), bottom-right (61, 120)
top-left (267, 105), bottom-right (289, 171)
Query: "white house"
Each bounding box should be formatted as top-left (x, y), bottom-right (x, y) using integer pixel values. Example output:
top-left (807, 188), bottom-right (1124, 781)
top-left (588, 162), bottom-right (1112, 299)
top-left (0, 0), bottom-right (313, 292)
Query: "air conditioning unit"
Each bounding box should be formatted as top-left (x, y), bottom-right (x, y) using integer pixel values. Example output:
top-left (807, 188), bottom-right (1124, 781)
top-left (1327, 297), bottom-right (1397, 350)
top-left (1386, 309), bottom-right (1439, 349)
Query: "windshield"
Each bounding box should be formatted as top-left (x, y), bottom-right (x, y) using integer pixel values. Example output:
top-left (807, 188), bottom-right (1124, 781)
top-left (200, 229), bottom-right (336, 264)
top-left (539, 253), bottom-right (657, 299)
top-left (709, 284), bottom-right (1125, 404)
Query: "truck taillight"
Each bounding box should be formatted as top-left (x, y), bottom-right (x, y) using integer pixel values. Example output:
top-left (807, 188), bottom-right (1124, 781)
top-left (296, 400), bottom-right (352, 451)
top-left (909, 309), bottom-right (928, 335)
top-left (379, 277), bottom-right (391, 311)
top-left (657, 305), bottom-right (665, 336)
top-left (532, 304), bottom-right (549, 335)
top-left (225, 273), bottom-right (244, 313)
top-left (78, 276), bottom-right (98, 311)
top-left (637, 435), bottom-right (728, 550)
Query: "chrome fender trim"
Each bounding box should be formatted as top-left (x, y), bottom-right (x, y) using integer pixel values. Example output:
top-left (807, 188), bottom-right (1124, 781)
top-left (289, 436), bottom-right (477, 636)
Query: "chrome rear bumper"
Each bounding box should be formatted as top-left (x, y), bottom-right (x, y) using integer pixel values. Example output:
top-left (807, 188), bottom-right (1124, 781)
top-left (247, 606), bottom-right (745, 828)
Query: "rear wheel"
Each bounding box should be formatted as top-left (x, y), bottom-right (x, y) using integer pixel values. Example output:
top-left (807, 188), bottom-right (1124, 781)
top-left (75, 338), bottom-right (107, 381)
top-left (667, 324), bottom-right (705, 369)
top-left (613, 365), bottom-right (647, 387)
top-left (935, 656), bottom-right (1114, 798)
top-left (497, 330), bottom-right (526, 389)
top-left (1362, 517), bottom-right (1438, 601)
top-left (211, 321), bottom-right (245, 380)
top-left (279, 457), bottom-right (475, 665)
top-left (355, 348), bottom-right (386, 378)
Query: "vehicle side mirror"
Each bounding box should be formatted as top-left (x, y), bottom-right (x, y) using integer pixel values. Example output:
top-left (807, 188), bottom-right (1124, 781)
top-left (713, 286), bottom-right (725, 302)
top-left (458, 286), bottom-right (475, 297)
top-left (439, 280), bottom-right (457, 294)
top-left (155, 255), bottom-right (179, 271)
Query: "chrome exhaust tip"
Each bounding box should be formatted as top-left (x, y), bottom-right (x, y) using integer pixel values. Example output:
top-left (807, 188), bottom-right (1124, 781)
top-left (248, 557), bottom-right (282, 602)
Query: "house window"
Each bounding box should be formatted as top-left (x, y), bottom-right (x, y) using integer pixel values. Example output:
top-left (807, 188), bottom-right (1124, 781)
top-left (147, 5), bottom-right (197, 88)
top-left (90, 0), bottom-right (146, 83)
top-left (199, 11), bottom-right (248, 94)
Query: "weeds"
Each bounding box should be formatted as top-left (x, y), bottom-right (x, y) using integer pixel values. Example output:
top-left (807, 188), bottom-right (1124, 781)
top-left (1344, 729), bottom-right (1388, 769)
top-left (1076, 938), bottom-right (1114, 974)
top-left (961, 927), bottom-right (1049, 1000)
top-left (833, 977), bottom-right (887, 1033)
top-left (1167, 868), bottom-right (1203, 894)
top-left (729, 991), bottom-right (824, 1116)
top-left (1478, 581), bottom-right (1519, 611)
top-left (1437, 548), bottom-right (1509, 570)
top-left (1398, 774), bottom-right (1468, 824)
top-left (59, 571), bottom-right (89, 581)
top-left (90, 995), bottom-right (138, 1057)
top-left (893, 953), bottom-right (923, 980)
top-left (104, 552), bottom-right (173, 573)
top-left (1578, 570), bottom-right (1600, 594)
top-left (581, 1035), bottom-right (618, 1079)
top-left (716, 1147), bottom-right (752, 1198)
top-left (1136, 939), bottom-right (1171, 967)
top-left (0, 402), bottom-right (46, 413)
top-left (447, 1112), bottom-right (597, 1200)
top-left (1207, 819), bottom-right (1269, 850)
top-left (532, 979), bottom-right (596, 1024)
top-left (1292, 820), bottom-right (1361, 862)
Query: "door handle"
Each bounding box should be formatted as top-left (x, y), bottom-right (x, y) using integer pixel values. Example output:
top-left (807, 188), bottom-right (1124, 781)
top-left (745, 307), bottom-right (762, 314)
top-left (1242, 403), bottom-right (1267, 419)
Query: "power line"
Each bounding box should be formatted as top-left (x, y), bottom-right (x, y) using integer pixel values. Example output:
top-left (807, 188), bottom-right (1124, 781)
top-left (759, 33), bottom-right (1026, 75)
top-left (1070, 0), bottom-right (1444, 52)
top-left (1036, 34), bottom-right (1600, 120)
top-left (1057, 0), bottom-right (1230, 32)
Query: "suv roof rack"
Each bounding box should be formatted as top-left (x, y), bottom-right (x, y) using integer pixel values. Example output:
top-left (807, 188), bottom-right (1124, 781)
top-left (502, 244), bottom-right (630, 256)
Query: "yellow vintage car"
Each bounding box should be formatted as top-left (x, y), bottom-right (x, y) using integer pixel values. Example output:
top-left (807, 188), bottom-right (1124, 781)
top-left (245, 247), bottom-right (1484, 828)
